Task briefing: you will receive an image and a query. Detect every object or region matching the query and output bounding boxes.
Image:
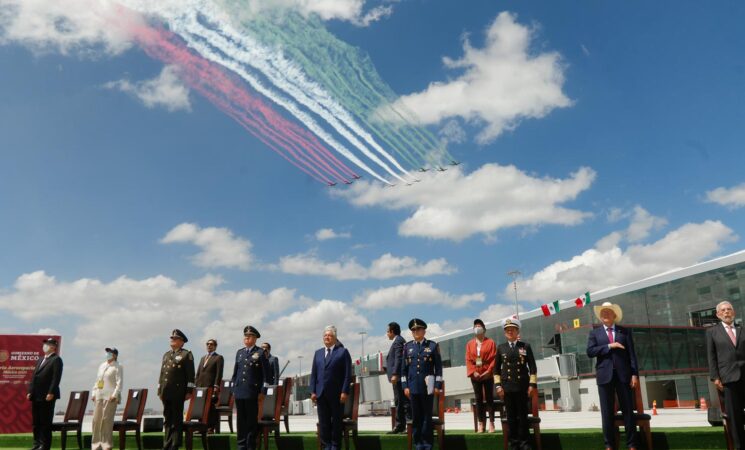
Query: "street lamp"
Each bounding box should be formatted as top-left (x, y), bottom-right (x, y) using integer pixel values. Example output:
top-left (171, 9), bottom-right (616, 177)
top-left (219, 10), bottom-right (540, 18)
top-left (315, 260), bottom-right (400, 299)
top-left (297, 355), bottom-right (303, 380)
top-left (507, 270), bottom-right (522, 319)
top-left (358, 331), bottom-right (367, 370)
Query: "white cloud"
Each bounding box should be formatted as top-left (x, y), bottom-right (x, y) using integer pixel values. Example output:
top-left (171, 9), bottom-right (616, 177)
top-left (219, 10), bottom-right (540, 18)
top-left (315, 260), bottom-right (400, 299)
top-left (278, 253), bottom-right (455, 280)
top-left (513, 220), bottom-right (738, 302)
top-left (315, 228), bottom-right (351, 241)
top-left (333, 163), bottom-right (595, 241)
top-left (161, 223), bottom-right (253, 270)
top-left (386, 11), bottom-right (571, 143)
top-left (354, 282), bottom-right (484, 309)
top-left (225, 0), bottom-right (394, 26)
top-left (706, 183), bottom-right (745, 209)
top-left (0, 0), bottom-right (138, 55)
top-left (104, 65), bottom-right (191, 112)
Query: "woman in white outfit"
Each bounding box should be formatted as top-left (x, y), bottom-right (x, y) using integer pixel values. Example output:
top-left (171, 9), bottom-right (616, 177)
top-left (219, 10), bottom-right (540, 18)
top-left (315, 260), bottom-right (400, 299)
top-left (91, 347), bottom-right (123, 450)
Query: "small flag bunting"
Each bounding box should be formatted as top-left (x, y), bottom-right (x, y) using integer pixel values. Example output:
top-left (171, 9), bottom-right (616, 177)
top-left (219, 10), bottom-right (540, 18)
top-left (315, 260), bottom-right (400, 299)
top-left (575, 292), bottom-right (591, 308)
top-left (541, 300), bottom-right (560, 316)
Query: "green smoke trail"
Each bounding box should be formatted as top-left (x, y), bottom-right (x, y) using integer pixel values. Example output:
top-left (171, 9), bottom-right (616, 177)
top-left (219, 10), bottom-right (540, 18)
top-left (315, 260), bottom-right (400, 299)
top-left (217, 1), bottom-right (455, 169)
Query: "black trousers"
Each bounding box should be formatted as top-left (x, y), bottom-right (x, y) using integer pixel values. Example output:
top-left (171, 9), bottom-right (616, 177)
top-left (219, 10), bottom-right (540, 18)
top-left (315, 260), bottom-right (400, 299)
top-left (392, 381), bottom-right (410, 430)
top-left (162, 397), bottom-right (185, 450)
top-left (409, 393), bottom-right (434, 450)
top-left (471, 377), bottom-right (496, 423)
top-left (724, 370), bottom-right (745, 450)
top-left (504, 390), bottom-right (529, 449)
top-left (236, 398), bottom-right (259, 450)
top-left (31, 399), bottom-right (55, 450)
top-left (208, 395), bottom-right (219, 430)
top-left (317, 394), bottom-right (343, 450)
top-left (598, 372), bottom-right (637, 449)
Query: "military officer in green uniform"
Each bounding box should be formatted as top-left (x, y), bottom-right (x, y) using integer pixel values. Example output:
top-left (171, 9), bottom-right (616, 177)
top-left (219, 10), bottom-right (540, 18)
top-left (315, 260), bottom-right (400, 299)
top-left (158, 329), bottom-right (196, 450)
top-left (495, 319), bottom-right (537, 450)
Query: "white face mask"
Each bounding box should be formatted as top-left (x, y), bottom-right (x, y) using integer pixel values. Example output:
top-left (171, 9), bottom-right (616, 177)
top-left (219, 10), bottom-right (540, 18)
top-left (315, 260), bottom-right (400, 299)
top-left (474, 326), bottom-right (485, 335)
top-left (42, 344), bottom-right (51, 353)
top-left (106, 352), bottom-right (114, 360)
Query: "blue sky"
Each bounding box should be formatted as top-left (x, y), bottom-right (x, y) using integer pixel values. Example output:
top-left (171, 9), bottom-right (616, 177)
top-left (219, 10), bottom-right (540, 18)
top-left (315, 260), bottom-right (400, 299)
top-left (1, 0), bottom-right (744, 401)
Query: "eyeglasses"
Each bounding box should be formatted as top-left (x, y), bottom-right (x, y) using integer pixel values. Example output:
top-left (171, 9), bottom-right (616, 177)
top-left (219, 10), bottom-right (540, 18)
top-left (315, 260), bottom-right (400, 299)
top-left (206, 343), bottom-right (216, 346)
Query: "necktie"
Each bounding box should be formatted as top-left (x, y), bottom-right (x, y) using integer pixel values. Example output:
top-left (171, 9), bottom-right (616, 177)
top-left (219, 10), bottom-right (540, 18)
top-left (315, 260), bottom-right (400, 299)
top-left (727, 325), bottom-right (737, 346)
top-left (607, 327), bottom-right (614, 344)
top-left (203, 353), bottom-right (210, 368)
top-left (510, 342), bottom-right (514, 350)
top-left (325, 348), bottom-right (331, 361)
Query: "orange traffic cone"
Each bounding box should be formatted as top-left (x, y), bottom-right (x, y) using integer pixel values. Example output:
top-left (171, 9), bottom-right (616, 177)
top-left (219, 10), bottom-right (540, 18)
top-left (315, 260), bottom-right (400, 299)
top-left (652, 400), bottom-right (658, 415)
top-left (700, 397), bottom-right (708, 410)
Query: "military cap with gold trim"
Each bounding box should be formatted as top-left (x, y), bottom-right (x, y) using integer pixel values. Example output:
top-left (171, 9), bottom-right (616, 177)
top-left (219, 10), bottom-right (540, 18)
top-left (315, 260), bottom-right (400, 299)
top-left (170, 329), bottom-right (188, 343)
top-left (408, 318), bottom-right (427, 330)
top-left (243, 325), bottom-right (261, 338)
top-left (502, 318), bottom-right (521, 329)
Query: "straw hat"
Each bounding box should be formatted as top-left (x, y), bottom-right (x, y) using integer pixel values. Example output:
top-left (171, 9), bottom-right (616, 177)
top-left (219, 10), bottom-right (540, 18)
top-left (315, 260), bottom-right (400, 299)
top-left (593, 302), bottom-right (623, 323)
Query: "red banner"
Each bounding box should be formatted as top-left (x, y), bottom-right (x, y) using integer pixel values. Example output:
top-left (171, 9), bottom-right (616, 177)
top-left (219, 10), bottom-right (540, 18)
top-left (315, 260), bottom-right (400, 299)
top-left (0, 335), bottom-right (62, 433)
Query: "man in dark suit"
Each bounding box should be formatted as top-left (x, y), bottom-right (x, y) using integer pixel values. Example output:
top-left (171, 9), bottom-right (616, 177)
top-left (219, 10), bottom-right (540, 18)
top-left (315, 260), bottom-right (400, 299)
top-left (232, 326), bottom-right (267, 450)
top-left (587, 302), bottom-right (638, 450)
top-left (385, 321), bottom-right (409, 433)
top-left (158, 329), bottom-right (195, 450)
top-left (310, 325), bottom-right (352, 450)
top-left (27, 337), bottom-right (63, 450)
top-left (261, 342), bottom-right (280, 385)
top-left (707, 300), bottom-right (745, 449)
top-left (196, 339), bottom-right (224, 433)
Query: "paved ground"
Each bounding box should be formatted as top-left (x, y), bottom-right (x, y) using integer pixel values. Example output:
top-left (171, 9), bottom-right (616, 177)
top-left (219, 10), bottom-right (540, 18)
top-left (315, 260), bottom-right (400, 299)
top-left (66, 408), bottom-right (712, 433)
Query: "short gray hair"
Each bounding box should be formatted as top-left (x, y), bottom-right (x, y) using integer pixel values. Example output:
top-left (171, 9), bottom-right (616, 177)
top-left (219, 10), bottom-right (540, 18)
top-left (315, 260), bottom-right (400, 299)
top-left (324, 325), bottom-right (337, 336)
top-left (717, 300), bottom-right (734, 313)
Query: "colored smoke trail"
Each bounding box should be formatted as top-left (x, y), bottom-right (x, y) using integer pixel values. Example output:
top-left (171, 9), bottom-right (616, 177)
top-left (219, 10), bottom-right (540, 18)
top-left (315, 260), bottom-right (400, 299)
top-left (133, 24), bottom-right (357, 184)
top-left (220, 5), bottom-right (457, 168)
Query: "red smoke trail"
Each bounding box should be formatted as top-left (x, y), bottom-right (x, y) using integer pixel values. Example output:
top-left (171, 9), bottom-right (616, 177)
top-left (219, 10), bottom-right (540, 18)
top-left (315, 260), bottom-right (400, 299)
top-left (132, 25), bottom-right (354, 184)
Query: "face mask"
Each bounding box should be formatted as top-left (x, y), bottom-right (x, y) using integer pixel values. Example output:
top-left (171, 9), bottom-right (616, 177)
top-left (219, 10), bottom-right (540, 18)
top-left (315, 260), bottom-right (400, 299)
top-left (42, 344), bottom-right (51, 353)
top-left (474, 326), bottom-right (485, 335)
top-left (106, 352), bottom-right (114, 360)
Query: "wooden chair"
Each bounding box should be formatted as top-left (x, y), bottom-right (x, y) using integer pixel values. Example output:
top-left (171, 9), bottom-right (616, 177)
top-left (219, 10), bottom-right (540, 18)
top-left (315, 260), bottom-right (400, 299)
top-left (52, 390), bottom-right (89, 450)
top-left (113, 388), bottom-right (148, 450)
top-left (183, 387), bottom-right (213, 450)
top-left (215, 379), bottom-right (234, 433)
top-left (407, 382), bottom-right (445, 450)
top-left (316, 381), bottom-right (361, 450)
top-left (613, 383), bottom-right (652, 450)
top-left (280, 377), bottom-right (294, 433)
top-left (500, 391), bottom-right (542, 450)
top-left (717, 389), bottom-right (735, 450)
top-left (257, 385), bottom-right (284, 450)
top-left (471, 383), bottom-right (504, 431)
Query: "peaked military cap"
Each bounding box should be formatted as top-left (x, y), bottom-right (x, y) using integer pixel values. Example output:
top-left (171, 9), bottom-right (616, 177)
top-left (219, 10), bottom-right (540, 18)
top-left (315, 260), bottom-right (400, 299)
top-left (503, 318), bottom-right (521, 329)
top-left (170, 329), bottom-right (188, 343)
top-left (408, 318), bottom-right (427, 330)
top-left (243, 325), bottom-right (261, 338)
top-left (42, 337), bottom-right (58, 346)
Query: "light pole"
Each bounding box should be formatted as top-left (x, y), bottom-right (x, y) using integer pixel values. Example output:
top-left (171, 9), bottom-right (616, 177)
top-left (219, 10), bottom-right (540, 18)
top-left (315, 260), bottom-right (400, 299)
top-left (297, 355), bottom-right (303, 379)
top-left (507, 270), bottom-right (522, 319)
top-left (358, 331), bottom-right (367, 371)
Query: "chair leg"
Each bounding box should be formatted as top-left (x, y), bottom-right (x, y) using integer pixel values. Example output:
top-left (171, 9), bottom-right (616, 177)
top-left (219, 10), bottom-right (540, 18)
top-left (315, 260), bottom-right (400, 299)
top-left (724, 422), bottom-right (734, 450)
top-left (263, 428), bottom-right (268, 450)
top-left (352, 427), bottom-right (359, 450)
top-left (644, 424), bottom-right (652, 450)
top-left (534, 425), bottom-right (542, 450)
top-left (228, 413), bottom-right (234, 433)
top-left (437, 425), bottom-right (444, 450)
top-left (201, 430), bottom-right (209, 450)
top-left (119, 430), bottom-right (126, 450)
top-left (614, 429), bottom-right (621, 450)
top-left (502, 422), bottom-right (508, 450)
top-left (184, 431), bottom-right (192, 450)
top-left (343, 428), bottom-right (349, 450)
top-left (284, 414), bottom-right (290, 433)
top-left (136, 429), bottom-right (143, 450)
top-left (77, 429), bottom-right (83, 450)
top-left (61, 430), bottom-right (67, 450)
top-left (407, 423), bottom-right (412, 450)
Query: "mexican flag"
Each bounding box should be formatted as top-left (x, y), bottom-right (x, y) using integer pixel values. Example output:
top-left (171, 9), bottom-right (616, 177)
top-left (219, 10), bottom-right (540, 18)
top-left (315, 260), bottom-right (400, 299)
top-left (575, 292), bottom-right (591, 308)
top-left (377, 352), bottom-right (384, 372)
top-left (541, 300), bottom-right (560, 316)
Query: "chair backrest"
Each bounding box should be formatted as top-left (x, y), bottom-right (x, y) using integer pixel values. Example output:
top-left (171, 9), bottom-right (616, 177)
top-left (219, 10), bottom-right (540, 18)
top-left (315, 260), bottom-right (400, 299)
top-left (63, 391), bottom-right (89, 422)
top-left (259, 385), bottom-right (283, 421)
top-left (281, 377), bottom-right (293, 410)
top-left (432, 382), bottom-right (445, 422)
top-left (217, 379), bottom-right (234, 408)
top-left (186, 387), bottom-right (213, 423)
top-left (121, 388), bottom-right (148, 422)
top-left (342, 383), bottom-right (360, 421)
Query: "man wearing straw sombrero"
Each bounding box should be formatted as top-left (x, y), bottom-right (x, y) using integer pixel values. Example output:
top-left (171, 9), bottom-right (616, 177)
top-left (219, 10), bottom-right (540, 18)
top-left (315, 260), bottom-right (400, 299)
top-left (587, 302), bottom-right (639, 450)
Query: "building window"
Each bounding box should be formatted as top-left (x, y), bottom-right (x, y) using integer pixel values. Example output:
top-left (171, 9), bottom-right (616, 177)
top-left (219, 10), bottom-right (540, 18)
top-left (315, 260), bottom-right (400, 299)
top-left (579, 388), bottom-right (589, 394)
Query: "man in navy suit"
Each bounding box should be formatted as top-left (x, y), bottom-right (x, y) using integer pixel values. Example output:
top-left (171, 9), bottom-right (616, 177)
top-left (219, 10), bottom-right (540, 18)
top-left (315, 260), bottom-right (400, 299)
top-left (707, 300), bottom-right (745, 449)
top-left (232, 326), bottom-right (267, 450)
top-left (27, 337), bottom-right (63, 450)
top-left (310, 325), bottom-right (352, 450)
top-left (587, 302), bottom-right (638, 450)
top-left (386, 321), bottom-right (409, 433)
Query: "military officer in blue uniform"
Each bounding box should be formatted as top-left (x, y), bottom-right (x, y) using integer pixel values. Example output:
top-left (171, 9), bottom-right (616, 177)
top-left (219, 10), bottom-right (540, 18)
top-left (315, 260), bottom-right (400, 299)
top-left (495, 318), bottom-right (537, 450)
top-left (401, 318), bottom-right (443, 450)
top-left (231, 326), bottom-right (268, 450)
top-left (158, 329), bottom-right (195, 450)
